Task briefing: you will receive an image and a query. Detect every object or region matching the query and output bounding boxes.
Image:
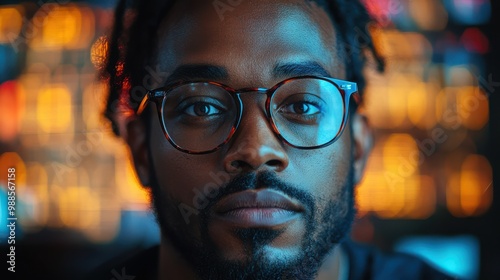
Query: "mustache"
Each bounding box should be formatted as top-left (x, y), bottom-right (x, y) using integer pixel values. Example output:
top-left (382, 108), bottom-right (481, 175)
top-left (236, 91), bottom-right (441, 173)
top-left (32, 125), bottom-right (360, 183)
top-left (200, 171), bottom-right (315, 218)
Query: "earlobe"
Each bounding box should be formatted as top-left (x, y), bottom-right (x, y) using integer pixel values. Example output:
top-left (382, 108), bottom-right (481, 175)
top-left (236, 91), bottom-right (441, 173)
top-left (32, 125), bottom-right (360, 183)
top-left (125, 118), bottom-right (151, 187)
top-left (351, 113), bottom-right (374, 185)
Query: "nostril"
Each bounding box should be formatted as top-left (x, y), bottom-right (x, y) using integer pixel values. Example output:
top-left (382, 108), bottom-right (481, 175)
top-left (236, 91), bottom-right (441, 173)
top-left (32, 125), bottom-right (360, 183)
top-left (228, 159), bottom-right (283, 173)
top-left (228, 160), bottom-right (250, 172)
top-left (266, 159), bottom-right (282, 167)
top-left (231, 161), bottom-right (241, 169)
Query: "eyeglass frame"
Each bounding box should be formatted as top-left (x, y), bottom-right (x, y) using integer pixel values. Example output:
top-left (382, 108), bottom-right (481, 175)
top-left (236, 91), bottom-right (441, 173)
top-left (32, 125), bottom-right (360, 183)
top-left (136, 75), bottom-right (360, 154)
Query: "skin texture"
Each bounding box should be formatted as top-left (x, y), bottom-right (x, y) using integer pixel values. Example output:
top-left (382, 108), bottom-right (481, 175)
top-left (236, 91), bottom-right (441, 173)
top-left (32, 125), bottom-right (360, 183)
top-left (126, 0), bottom-right (373, 279)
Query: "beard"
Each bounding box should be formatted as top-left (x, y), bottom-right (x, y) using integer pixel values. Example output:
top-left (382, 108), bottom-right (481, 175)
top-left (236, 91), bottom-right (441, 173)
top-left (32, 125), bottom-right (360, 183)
top-left (149, 166), bottom-right (355, 280)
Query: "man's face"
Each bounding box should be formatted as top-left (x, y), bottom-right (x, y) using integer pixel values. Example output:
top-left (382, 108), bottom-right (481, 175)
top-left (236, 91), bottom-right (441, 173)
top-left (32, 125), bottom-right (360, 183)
top-left (131, 0), bottom-right (368, 279)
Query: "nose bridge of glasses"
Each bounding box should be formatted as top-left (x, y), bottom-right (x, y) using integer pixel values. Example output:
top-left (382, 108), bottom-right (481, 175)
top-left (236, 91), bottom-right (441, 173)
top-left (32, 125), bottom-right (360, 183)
top-left (223, 87), bottom-right (289, 171)
top-left (233, 87), bottom-right (273, 121)
top-left (230, 108), bottom-right (284, 159)
top-left (231, 88), bottom-right (281, 145)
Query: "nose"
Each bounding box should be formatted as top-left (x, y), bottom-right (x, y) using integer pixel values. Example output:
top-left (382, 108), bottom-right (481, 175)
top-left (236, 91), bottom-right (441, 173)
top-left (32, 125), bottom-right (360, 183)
top-left (223, 97), bottom-right (289, 173)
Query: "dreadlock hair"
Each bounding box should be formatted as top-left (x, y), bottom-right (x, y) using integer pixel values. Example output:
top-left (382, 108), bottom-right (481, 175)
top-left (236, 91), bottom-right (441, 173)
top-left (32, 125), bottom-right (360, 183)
top-left (102, 0), bottom-right (385, 136)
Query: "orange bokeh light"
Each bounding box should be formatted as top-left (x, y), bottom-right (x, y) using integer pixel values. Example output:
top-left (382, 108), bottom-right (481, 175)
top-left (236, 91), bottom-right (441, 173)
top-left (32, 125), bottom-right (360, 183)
top-left (0, 6), bottom-right (23, 43)
top-left (0, 81), bottom-right (25, 142)
top-left (31, 4), bottom-right (95, 50)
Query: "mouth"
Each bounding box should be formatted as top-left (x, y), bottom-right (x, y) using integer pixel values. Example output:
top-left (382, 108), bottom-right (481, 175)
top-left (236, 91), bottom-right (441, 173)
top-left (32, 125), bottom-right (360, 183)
top-left (212, 189), bottom-right (304, 227)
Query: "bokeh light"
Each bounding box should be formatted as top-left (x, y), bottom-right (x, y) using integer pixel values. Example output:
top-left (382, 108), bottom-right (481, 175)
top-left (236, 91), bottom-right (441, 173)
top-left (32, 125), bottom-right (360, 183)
top-left (0, 81), bottom-right (25, 142)
top-left (36, 84), bottom-right (73, 133)
top-left (357, 134), bottom-right (436, 219)
top-left (0, 6), bottom-right (23, 43)
top-left (447, 154), bottom-right (493, 217)
top-left (30, 4), bottom-right (95, 50)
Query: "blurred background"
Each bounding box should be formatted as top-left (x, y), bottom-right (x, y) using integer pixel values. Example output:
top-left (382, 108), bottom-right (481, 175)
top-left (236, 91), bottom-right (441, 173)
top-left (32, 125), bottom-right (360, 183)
top-left (0, 0), bottom-right (498, 279)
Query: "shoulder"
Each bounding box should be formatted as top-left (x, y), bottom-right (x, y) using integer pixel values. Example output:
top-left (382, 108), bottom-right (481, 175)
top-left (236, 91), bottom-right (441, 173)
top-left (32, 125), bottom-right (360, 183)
top-left (341, 240), bottom-right (457, 280)
top-left (84, 245), bottom-right (159, 280)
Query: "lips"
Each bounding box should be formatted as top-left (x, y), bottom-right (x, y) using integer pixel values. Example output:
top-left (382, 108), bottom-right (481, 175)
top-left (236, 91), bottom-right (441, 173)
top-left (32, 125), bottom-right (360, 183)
top-left (212, 189), bottom-right (304, 227)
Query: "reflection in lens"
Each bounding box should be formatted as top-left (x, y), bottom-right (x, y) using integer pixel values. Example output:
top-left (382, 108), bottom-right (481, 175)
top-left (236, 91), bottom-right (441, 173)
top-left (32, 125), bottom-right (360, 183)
top-left (271, 78), bottom-right (344, 147)
top-left (162, 83), bottom-right (237, 152)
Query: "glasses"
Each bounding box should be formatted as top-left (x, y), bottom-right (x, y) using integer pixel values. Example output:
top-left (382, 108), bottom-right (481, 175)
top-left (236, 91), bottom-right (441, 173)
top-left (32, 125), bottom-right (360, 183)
top-left (137, 75), bottom-right (359, 154)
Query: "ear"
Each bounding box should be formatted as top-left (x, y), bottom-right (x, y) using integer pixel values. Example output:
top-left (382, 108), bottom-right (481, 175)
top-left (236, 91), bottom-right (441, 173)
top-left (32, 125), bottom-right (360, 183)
top-left (125, 118), bottom-right (151, 187)
top-left (351, 113), bottom-right (374, 185)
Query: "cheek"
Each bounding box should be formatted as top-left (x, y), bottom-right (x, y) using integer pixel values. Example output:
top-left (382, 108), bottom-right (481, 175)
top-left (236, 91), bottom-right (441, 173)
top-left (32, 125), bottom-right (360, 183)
top-left (148, 114), bottom-right (221, 206)
top-left (286, 133), bottom-right (352, 198)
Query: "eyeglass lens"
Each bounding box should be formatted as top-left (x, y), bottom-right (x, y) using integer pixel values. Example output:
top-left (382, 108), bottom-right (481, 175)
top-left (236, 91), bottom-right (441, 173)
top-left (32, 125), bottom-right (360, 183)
top-left (160, 78), bottom-right (345, 152)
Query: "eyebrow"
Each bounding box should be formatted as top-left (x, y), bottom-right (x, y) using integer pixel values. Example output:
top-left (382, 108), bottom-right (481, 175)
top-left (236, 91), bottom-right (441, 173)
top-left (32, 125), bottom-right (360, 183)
top-left (165, 61), bottom-right (331, 84)
top-left (272, 61), bottom-right (331, 79)
top-left (165, 64), bottom-right (228, 83)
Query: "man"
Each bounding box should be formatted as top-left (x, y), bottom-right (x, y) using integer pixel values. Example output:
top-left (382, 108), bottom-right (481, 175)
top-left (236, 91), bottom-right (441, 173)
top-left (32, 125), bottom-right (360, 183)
top-left (96, 0), bottom-right (453, 279)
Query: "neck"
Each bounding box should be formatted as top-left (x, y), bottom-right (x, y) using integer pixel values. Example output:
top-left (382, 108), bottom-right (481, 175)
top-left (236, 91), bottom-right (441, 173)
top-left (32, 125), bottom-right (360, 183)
top-left (157, 236), bottom-right (347, 280)
top-left (315, 244), bottom-right (348, 280)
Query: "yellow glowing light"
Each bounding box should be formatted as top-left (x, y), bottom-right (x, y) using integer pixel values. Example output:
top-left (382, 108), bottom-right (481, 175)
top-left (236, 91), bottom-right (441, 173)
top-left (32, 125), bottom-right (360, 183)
top-left (58, 185), bottom-right (100, 229)
top-left (18, 64), bottom-right (62, 147)
top-left (386, 82), bottom-right (408, 128)
top-left (376, 176), bottom-right (420, 219)
top-left (436, 87), bottom-right (455, 129)
top-left (409, 0), bottom-right (448, 31)
top-left (383, 133), bottom-right (418, 177)
top-left (42, 5), bottom-right (80, 47)
top-left (364, 84), bottom-right (388, 128)
top-left (83, 194), bottom-right (120, 243)
top-left (366, 74), bottom-right (429, 129)
top-left (408, 176), bottom-right (437, 219)
top-left (0, 152), bottom-right (26, 188)
top-left (50, 164), bottom-right (120, 242)
top-left (116, 152), bottom-right (150, 210)
top-left (83, 82), bottom-right (108, 130)
top-left (91, 36), bottom-right (109, 70)
top-left (365, 83), bottom-right (407, 128)
top-left (32, 4), bottom-right (95, 50)
top-left (407, 82), bottom-right (438, 129)
top-left (447, 155), bottom-right (493, 217)
top-left (376, 31), bottom-right (433, 62)
top-left (0, 6), bottom-right (23, 43)
top-left (436, 86), bottom-right (489, 130)
top-left (19, 63), bottom-right (51, 95)
top-left (456, 87), bottom-right (489, 130)
top-left (357, 134), bottom-right (433, 219)
top-left (357, 171), bottom-right (391, 216)
top-left (55, 168), bottom-right (101, 232)
top-left (36, 84), bottom-right (73, 133)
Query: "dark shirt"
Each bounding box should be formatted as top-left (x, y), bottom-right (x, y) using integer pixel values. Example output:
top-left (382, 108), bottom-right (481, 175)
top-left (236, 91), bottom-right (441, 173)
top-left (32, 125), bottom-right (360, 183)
top-left (341, 240), bottom-right (455, 280)
top-left (87, 241), bottom-right (456, 280)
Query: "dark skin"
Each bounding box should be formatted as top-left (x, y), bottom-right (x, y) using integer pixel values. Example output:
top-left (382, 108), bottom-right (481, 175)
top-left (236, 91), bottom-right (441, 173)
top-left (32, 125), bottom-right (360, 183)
top-left (126, 0), bottom-right (373, 279)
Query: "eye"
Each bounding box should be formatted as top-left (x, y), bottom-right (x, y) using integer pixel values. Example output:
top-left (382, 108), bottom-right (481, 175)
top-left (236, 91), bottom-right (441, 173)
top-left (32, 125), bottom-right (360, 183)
top-left (274, 93), bottom-right (327, 124)
top-left (183, 102), bottom-right (222, 117)
top-left (281, 102), bottom-right (321, 115)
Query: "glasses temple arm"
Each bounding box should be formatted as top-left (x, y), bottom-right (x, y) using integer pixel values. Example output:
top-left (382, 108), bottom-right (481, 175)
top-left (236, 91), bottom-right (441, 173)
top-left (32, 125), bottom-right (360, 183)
top-left (136, 92), bottom-right (151, 115)
top-left (339, 82), bottom-right (360, 105)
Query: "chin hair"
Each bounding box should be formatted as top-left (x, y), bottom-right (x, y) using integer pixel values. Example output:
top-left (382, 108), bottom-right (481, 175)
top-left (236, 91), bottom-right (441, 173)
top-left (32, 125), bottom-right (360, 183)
top-left (148, 159), bottom-right (355, 280)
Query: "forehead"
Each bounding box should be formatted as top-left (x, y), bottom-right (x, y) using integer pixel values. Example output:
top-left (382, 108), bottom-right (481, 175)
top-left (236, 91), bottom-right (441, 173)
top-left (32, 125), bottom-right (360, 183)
top-left (155, 0), bottom-right (345, 85)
